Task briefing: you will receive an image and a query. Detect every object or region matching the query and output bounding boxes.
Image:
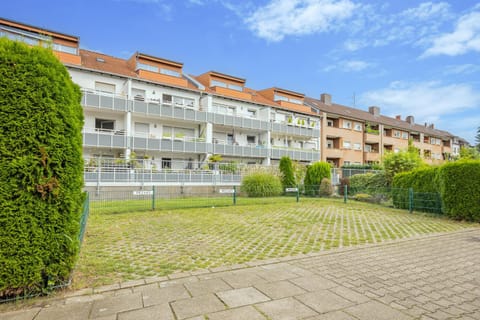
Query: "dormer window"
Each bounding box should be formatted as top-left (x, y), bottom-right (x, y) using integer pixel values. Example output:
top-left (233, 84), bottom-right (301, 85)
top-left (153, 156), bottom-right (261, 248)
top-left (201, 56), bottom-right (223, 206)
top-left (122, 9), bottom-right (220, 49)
top-left (137, 62), bottom-right (159, 73)
top-left (274, 94), bottom-right (302, 104)
top-left (211, 80), bottom-right (242, 92)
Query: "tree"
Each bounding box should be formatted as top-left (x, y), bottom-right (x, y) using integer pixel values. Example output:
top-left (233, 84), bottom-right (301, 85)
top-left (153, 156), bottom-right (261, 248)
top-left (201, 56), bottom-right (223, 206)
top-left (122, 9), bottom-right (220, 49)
top-left (0, 38), bottom-right (84, 297)
top-left (279, 156), bottom-right (296, 188)
top-left (383, 149), bottom-right (424, 184)
top-left (459, 146), bottom-right (480, 160)
top-left (304, 162), bottom-right (331, 195)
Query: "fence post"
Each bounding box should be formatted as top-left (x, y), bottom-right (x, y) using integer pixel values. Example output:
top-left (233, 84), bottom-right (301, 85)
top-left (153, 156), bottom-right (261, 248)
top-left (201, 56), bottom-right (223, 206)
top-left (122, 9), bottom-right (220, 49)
top-left (296, 185), bottom-right (299, 203)
top-left (233, 186), bottom-right (237, 205)
top-left (408, 188), bottom-right (413, 213)
top-left (152, 185), bottom-right (156, 211)
top-left (344, 185), bottom-right (348, 203)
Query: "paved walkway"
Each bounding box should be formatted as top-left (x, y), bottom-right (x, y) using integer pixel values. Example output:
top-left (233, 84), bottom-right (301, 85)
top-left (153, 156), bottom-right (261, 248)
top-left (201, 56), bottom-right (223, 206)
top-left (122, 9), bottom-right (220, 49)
top-left (1, 229), bottom-right (480, 320)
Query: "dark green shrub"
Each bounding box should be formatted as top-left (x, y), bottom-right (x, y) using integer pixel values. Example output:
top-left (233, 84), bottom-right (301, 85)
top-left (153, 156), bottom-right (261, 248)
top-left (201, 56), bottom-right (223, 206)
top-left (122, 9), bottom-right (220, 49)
top-left (304, 162), bottom-right (331, 196)
top-left (319, 178), bottom-right (333, 197)
top-left (279, 156), bottom-right (296, 189)
top-left (392, 167), bottom-right (441, 213)
top-left (349, 173), bottom-right (374, 193)
top-left (241, 172), bottom-right (283, 197)
top-left (0, 39), bottom-right (84, 297)
top-left (218, 162), bottom-right (238, 173)
top-left (437, 160), bottom-right (480, 221)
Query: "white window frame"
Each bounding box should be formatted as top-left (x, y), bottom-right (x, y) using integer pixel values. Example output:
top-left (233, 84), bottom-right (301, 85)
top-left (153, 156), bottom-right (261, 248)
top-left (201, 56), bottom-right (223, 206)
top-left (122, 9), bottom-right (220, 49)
top-left (353, 143), bottom-right (362, 151)
top-left (343, 121), bottom-right (352, 129)
top-left (343, 141), bottom-right (351, 149)
top-left (354, 123), bottom-right (362, 131)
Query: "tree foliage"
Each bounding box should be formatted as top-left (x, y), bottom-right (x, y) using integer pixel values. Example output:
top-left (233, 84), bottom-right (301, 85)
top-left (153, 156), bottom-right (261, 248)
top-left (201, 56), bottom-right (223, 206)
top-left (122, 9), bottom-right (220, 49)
top-left (459, 146), bottom-right (480, 160)
top-left (279, 156), bottom-right (296, 189)
top-left (0, 38), bottom-right (84, 297)
top-left (304, 162), bottom-right (331, 195)
top-left (382, 149), bottom-right (424, 184)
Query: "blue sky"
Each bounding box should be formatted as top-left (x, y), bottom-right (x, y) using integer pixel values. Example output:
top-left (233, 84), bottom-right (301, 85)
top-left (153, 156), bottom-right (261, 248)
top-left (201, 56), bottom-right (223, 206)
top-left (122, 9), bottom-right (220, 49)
top-left (3, 0), bottom-right (480, 144)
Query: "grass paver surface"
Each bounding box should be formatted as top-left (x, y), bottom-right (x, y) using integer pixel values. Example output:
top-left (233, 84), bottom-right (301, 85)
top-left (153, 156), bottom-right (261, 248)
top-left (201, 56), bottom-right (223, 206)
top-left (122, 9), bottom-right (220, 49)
top-left (73, 198), bottom-right (473, 289)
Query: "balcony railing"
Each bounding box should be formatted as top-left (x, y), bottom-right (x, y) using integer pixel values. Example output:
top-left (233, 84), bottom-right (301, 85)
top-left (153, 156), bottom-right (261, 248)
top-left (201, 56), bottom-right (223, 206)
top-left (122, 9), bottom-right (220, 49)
top-left (83, 128), bottom-right (128, 148)
top-left (81, 91), bottom-right (318, 138)
top-left (270, 146), bottom-right (320, 162)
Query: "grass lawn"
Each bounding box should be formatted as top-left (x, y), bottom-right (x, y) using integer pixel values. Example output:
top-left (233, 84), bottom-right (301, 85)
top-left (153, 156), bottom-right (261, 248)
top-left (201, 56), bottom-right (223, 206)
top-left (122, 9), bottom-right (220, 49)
top-left (73, 198), bottom-right (475, 289)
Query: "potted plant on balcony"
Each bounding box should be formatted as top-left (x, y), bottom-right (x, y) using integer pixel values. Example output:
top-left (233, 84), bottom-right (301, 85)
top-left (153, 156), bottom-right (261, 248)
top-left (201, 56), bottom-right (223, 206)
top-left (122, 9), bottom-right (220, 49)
top-left (174, 132), bottom-right (185, 140)
top-left (162, 132), bottom-right (172, 139)
top-left (287, 117), bottom-right (293, 125)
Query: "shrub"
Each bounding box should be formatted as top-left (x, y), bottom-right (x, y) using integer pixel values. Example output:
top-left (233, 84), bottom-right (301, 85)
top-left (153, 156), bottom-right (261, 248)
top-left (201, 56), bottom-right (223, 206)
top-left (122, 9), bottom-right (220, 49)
top-left (304, 161), bottom-right (331, 196)
top-left (437, 160), bottom-right (480, 221)
top-left (319, 178), bottom-right (333, 197)
top-left (218, 162), bottom-right (238, 173)
top-left (353, 193), bottom-right (375, 203)
top-left (383, 150), bottom-right (424, 184)
top-left (279, 156), bottom-right (296, 189)
top-left (349, 173), bottom-right (374, 193)
top-left (0, 39), bottom-right (84, 297)
top-left (392, 167), bottom-right (442, 213)
top-left (241, 172), bottom-right (283, 197)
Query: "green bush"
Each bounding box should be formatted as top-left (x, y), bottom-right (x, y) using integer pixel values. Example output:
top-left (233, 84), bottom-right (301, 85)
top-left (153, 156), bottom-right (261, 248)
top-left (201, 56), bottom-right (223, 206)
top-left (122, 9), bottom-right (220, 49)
top-left (392, 167), bottom-right (442, 213)
top-left (241, 172), bottom-right (283, 197)
top-left (437, 160), bottom-right (480, 221)
top-left (383, 150), bottom-right (424, 184)
top-left (0, 39), bottom-right (84, 297)
top-left (304, 162), bottom-right (331, 196)
top-left (279, 156), bottom-right (296, 189)
top-left (218, 162), bottom-right (238, 173)
top-left (319, 178), bottom-right (333, 197)
top-left (349, 173), bottom-right (374, 193)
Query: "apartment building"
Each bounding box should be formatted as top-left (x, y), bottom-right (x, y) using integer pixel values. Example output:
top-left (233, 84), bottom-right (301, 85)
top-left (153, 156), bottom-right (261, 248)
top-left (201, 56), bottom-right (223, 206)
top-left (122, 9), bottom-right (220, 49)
top-left (1, 17), bottom-right (467, 186)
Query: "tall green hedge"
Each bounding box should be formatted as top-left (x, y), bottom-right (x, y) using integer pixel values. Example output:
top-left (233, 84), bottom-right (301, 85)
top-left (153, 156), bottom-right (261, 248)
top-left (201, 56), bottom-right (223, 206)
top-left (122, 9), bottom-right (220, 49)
top-left (0, 38), bottom-right (84, 297)
top-left (304, 161), bottom-right (331, 196)
top-left (437, 160), bottom-right (480, 221)
top-left (279, 156), bottom-right (295, 189)
top-left (392, 167), bottom-right (440, 212)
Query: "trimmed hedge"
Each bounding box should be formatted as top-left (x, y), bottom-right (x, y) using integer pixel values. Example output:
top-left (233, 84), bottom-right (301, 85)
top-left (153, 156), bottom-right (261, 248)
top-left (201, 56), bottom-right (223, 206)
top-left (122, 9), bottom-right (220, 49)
top-left (437, 160), bottom-right (480, 221)
top-left (392, 167), bottom-right (441, 213)
top-left (241, 172), bottom-right (283, 197)
top-left (0, 39), bottom-right (84, 297)
top-left (279, 156), bottom-right (296, 189)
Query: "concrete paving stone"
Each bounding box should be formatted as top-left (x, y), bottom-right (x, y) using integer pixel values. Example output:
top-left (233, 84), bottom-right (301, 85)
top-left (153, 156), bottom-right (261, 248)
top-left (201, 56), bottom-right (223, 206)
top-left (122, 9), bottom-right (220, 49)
top-left (442, 305), bottom-right (468, 317)
top-left (255, 269), bottom-right (299, 282)
top-left (168, 272), bottom-right (192, 280)
top-left (433, 299), bottom-right (454, 308)
top-left (0, 308), bottom-right (41, 320)
top-left (117, 303), bottom-right (174, 320)
top-left (170, 294), bottom-right (225, 319)
top-left (374, 294), bottom-right (398, 305)
top-left (403, 305), bottom-right (429, 318)
top-left (457, 302), bottom-right (479, 313)
top-left (417, 302), bottom-right (442, 313)
top-left (113, 288), bottom-right (133, 296)
top-left (255, 297), bottom-right (318, 320)
top-left (290, 275), bottom-right (337, 292)
top-left (133, 282), bottom-right (160, 292)
top-left (65, 294), bottom-right (106, 305)
top-left (221, 271), bottom-right (267, 289)
top-left (344, 301), bottom-right (413, 320)
top-left (90, 315), bottom-right (117, 320)
top-left (254, 280), bottom-right (306, 299)
top-left (216, 287), bottom-right (270, 308)
top-left (328, 286), bottom-right (370, 304)
top-left (35, 301), bottom-right (92, 320)
top-left (90, 292), bottom-right (143, 318)
top-left (424, 309), bottom-right (454, 320)
top-left (184, 278), bottom-right (232, 297)
top-left (305, 310), bottom-right (357, 320)
top-left (93, 283), bottom-right (120, 294)
top-left (206, 305), bottom-right (266, 320)
top-left (142, 284), bottom-right (190, 307)
top-left (159, 276), bottom-right (199, 288)
top-left (144, 276), bottom-right (169, 284)
top-left (296, 290), bottom-right (353, 314)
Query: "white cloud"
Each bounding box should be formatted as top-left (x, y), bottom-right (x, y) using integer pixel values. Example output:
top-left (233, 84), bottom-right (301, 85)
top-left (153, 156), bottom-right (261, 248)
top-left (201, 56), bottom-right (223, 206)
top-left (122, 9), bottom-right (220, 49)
top-left (244, 0), bottom-right (357, 42)
top-left (359, 81), bottom-right (480, 121)
top-left (324, 59), bottom-right (372, 72)
top-left (443, 64), bottom-right (480, 75)
top-left (422, 10), bottom-right (480, 57)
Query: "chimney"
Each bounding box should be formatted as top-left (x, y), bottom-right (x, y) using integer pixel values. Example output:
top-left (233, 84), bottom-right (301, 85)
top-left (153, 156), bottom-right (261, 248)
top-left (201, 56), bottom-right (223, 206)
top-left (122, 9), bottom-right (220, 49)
top-left (395, 115), bottom-right (401, 120)
top-left (368, 106), bottom-right (380, 116)
top-left (406, 115), bottom-right (414, 124)
top-left (320, 93), bottom-right (331, 105)
top-left (428, 123), bottom-right (434, 129)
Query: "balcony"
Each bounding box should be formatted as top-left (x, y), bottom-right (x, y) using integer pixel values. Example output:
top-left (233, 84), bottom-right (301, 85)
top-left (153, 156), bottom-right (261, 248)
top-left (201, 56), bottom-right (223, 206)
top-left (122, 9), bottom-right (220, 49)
top-left (131, 135), bottom-right (211, 154)
top-left (132, 100), bottom-right (208, 123)
top-left (270, 146), bottom-right (320, 162)
top-left (208, 113), bottom-right (270, 131)
top-left (271, 122), bottom-right (320, 138)
top-left (83, 129), bottom-right (128, 148)
top-left (364, 151), bottom-right (380, 162)
top-left (82, 90), bottom-right (128, 112)
top-left (324, 148), bottom-right (343, 158)
top-left (212, 142), bottom-right (269, 158)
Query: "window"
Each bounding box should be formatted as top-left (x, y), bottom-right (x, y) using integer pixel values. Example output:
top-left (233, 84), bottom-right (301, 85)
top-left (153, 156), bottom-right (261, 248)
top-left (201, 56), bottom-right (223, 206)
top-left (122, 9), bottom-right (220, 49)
top-left (132, 88), bottom-right (146, 101)
top-left (164, 94), bottom-right (195, 108)
top-left (274, 94), bottom-right (302, 104)
top-left (95, 118), bottom-right (115, 131)
top-left (137, 62), bottom-right (159, 73)
top-left (213, 104), bottom-right (235, 115)
top-left (227, 134), bottom-right (234, 144)
top-left (327, 120), bottom-right (334, 127)
top-left (327, 140), bottom-right (334, 149)
top-left (162, 94), bottom-right (172, 104)
top-left (52, 43), bottom-right (77, 55)
top-left (162, 158), bottom-right (172, 169)
top-left (353, 143), bottom-right (362, 150)
top-left (95, 81), bottom-right (115, 94)
top-left (343, 141), bottom-right (351, 149)
top-left (247, 136), bottom-right (256, 144)
top-left (160, 68), bottom-right (181, 77)
top-left (343, 121), bottom-right (352, 129)
top-left (402, 132), bottom-right (409, 139)
top-left (354, 123), bottom-right (362, 131)
top-left (247, 109), bottom-right (256, 118)
top-left (393, 130), bottom-right (401, 138)
top-left (211, 80), bottom-right (243, 91)
top-left (364, 144), bottom-right (372, 152)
